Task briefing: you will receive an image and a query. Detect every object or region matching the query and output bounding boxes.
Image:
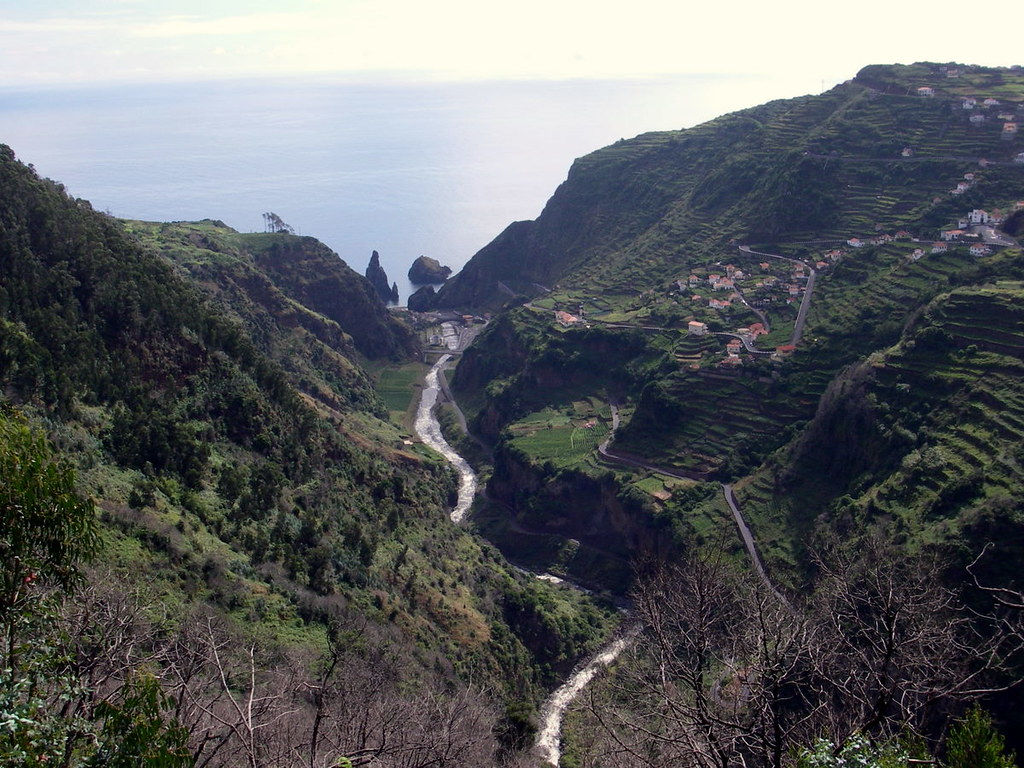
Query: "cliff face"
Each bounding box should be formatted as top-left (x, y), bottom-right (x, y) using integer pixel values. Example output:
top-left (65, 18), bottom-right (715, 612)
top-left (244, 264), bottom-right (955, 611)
top-left (253, 240), bottom-right (415, 358)
top-left (135, 223), bottom-right (419, 362)
top-left (407, 284), bottom-right (436, 311)
top-left (365, 249), bottom-right (399, 303)
top-left (488, 444), bottom-right (674, 563)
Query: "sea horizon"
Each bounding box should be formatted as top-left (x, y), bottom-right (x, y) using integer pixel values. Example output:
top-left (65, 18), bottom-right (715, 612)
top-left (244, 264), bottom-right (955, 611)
top-left (0, 72), bottom-right (821, 302)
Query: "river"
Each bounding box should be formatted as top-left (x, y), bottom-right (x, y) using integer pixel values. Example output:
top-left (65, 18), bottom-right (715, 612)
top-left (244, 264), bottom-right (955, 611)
top-left (413, 353), bottom-right (476, 523)
top-left (413, 353), bottom-right (635, 766)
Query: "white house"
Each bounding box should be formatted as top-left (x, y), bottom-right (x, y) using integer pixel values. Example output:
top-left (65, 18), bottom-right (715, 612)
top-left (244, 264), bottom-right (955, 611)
top-left (969, 209), bottom-right (991, 225)
top-left (1016, 152), bottom-right (1024, 165)
top-left (688, 320), bottom-right (708, 336)
top-left (983, 98), bottom-right (1001, 107)
top-left (847, 237), bottom-right (864, 248)
top-left (931, 242), bottom-right (948, 254)
top-left (941, 229), bottom-right (964, 241)
top-left (1003, 122), bottom-right (1019, 137)
top-left (970, 113), bottom-right (986, 124)
top-left (963, 98), bottom-right (977, 109)
top-left (952, 183), bottom-right (970, 196)
top-left (901, 147), bottom-right (913, 157)
top-left (970, 244), bottom-right (991, 257)
top-left (910, 248), bottom-right (925, 262)
top-left (917, 86), bottom-right (935, 97)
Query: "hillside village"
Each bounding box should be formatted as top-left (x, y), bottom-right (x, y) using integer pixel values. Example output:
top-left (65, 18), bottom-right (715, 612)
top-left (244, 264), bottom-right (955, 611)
top-left (543, 65), bottom-right (1024, 370)
top-left (547, 196), bottom-right (1020, 369)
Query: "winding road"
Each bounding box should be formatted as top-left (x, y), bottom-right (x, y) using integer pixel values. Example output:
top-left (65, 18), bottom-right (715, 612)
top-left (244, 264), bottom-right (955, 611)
top-left (600, 405), bottom-right (791, 610)
top-left (739, 244), bottom-right (817, 347)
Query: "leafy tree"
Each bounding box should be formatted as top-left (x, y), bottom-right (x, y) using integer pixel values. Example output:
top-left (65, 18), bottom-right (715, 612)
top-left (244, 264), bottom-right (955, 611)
top-left (798, 734), bottom-right (911, 768)
top-left (945, 706), bottom-right (1017, 768)
top-left (0, 410), bottom-right (96, 660)
top-left (0, 410), bottom-right (189, 767)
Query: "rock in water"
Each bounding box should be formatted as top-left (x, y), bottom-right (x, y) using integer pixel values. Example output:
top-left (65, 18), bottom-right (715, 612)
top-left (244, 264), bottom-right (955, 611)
top-left (408, 255), bottom-right (452, 284)
top-left (365, 250), bottom-right (396, 303)
top-left (408, 284), bottom-right (436, 311)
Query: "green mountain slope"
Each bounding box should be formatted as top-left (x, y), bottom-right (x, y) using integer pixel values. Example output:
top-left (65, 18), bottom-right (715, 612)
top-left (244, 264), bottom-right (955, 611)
top-left (737, 282), bottom-right (1024, 586)
top-left (438, 62), bottom-right (1024, 309)
top-left (0, 143), bottom-right (615, 737)
top-left (445, 63), bottom-right (1024, 592)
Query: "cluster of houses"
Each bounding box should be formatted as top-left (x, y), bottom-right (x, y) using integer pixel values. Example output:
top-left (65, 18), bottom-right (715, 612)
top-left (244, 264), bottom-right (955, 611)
top-left (916, 206), bottom-right (1021, 259)
top-left (951, 171), bottom-right (977, 197)
top-left (686, 319), bottom-right (775, 367)
top-left (682, 261), bottom-right (817, 315)
top-left (958, 97), bottom-right (1019, 137)
top-left (915, 86), bottom-right (1022, 157)
top-left (681, 265), bottom-right (747, 311)
top-left (846, 230), bottom-right (915, 249)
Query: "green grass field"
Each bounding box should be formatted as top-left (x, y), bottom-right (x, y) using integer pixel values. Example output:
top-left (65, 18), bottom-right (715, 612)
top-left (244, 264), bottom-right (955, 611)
top-left (372, 361), bottom-right (428, 424)
top-left (508, 398), bottom-right (612, 469)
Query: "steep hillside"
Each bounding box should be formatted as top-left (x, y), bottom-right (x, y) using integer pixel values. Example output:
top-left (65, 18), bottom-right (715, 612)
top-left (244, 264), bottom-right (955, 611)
top-left (438, 62), bottom-right (1024, 309)
top-left (0, 143), bottom-right (616, 747)
top-left (736, 282), bottom-right (1024, 586)
top-left (129, 220), bottom-right (417, 364)
top-left (446, 63), bottom-right (1024, 590)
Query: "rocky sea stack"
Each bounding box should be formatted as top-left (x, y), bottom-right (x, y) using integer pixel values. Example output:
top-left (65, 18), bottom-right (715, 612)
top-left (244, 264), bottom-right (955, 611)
top-left (408, 255), bottom-right (452, 284)
top-left (366, 250), bottom-right (399, 303)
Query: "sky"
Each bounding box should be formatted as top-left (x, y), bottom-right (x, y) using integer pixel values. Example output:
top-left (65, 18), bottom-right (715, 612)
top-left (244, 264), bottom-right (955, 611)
top-left (2, 0), bottom-right (1021, 92)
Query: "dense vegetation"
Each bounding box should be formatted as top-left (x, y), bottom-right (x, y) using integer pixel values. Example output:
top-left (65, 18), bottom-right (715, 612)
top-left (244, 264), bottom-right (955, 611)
top-left (0, 143), bottom-right (617, 764)
top-left (437, 64), bottom-right (1024, 758)
top-left (5, 60), bottom-right (1024, 766)
top-left (446, 63), bottom-right (1024, 583)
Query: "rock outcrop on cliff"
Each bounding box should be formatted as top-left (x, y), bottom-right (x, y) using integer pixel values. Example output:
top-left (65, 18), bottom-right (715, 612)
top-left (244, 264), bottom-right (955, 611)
top-left (408, 284), bottom-right (437, 311)
top-left (365, 250), bottom-right (399, 303)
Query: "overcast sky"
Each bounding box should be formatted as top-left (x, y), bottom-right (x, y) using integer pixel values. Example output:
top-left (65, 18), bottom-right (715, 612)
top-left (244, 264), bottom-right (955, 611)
top-left (2, 0), bottom-right (1021, 91)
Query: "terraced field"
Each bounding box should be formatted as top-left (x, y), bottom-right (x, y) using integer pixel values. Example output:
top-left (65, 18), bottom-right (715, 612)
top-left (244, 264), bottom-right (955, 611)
top-left (507, 398), bottom-right (613, 470)
top-left (734, 283), bottom-right (1024, 585)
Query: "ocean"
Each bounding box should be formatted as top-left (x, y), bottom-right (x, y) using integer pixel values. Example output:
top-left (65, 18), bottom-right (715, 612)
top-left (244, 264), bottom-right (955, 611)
top-left (0, 73), bottom-right (815, 302)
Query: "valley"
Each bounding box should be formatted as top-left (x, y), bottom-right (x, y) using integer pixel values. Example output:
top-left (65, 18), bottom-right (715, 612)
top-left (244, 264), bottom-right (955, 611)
top-left (4, 61), bottom-right (1024, 767)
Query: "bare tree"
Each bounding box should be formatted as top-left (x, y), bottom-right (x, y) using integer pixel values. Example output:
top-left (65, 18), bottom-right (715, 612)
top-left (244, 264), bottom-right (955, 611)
top-left (578, 538), bottom-right (1021, 768)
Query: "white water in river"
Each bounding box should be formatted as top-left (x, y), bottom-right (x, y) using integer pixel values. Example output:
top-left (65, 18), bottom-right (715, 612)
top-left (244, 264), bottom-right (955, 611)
top-left (413, 354), bottom-right (476, 523)
top-left (413, 353), bottom-right (636, 765)
top-left (533, 626), bottom-right (640, 767)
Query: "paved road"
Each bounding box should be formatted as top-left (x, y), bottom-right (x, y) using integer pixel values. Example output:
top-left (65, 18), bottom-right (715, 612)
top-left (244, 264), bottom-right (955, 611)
top-left (714, 331), bottom-right (773, 356)
top-left (975, 225), bottom-right (1018, 248)
top-left (791, 268), bottom-right (816, 346)
top-left (722, 484), bottom-right (793, 610)
top-left (599, 402), bottom-right (791, 608)
top-left (739, 244), bottom-right (817, 347)
top-left (731, 282), bottom-right (772, 334)
top-left (804, 151), bottom-right (1024, 168)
